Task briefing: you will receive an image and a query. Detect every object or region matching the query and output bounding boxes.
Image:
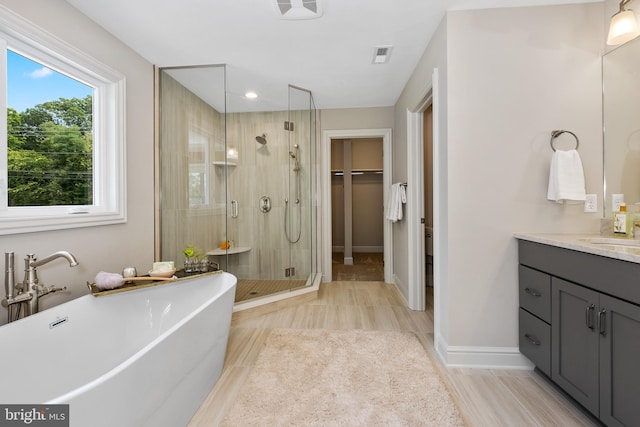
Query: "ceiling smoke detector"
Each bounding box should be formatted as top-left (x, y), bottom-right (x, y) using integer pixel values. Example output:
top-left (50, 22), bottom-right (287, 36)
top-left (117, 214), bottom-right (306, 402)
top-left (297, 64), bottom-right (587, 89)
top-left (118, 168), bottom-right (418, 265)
top-left (273, 0), bottom-right (323, 20)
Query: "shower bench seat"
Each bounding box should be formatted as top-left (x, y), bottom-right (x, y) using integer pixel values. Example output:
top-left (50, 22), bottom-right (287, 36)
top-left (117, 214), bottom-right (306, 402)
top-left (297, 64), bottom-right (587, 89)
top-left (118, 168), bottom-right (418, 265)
top-left (206, 247), bottom-right (251, 256)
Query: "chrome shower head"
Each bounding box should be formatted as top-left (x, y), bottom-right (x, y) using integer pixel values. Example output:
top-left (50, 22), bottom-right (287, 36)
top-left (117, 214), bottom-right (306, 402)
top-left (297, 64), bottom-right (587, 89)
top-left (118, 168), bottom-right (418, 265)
top-left (256, 134), bottom-right (267, 145)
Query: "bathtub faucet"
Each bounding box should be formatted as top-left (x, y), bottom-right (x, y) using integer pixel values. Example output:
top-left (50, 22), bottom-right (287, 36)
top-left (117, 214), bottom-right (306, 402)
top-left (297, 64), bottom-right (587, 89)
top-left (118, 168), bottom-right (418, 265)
top-left (2, 251), bottom-right (78, 322)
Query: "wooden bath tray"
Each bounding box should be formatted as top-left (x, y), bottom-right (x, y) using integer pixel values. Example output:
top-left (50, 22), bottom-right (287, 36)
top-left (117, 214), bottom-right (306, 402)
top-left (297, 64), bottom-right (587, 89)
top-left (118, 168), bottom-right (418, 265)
top-left (87, 270), bottom-right (223, 297)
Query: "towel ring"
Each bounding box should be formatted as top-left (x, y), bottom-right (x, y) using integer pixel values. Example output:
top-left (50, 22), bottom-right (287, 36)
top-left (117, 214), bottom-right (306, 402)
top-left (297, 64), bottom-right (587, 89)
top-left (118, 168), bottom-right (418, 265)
top-left (550, 130), bottom-right (579, 152)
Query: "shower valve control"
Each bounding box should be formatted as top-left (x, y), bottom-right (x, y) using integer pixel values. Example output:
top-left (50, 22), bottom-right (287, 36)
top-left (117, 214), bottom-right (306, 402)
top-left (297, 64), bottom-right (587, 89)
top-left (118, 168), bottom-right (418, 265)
top-left (259, 196), bottom-right (271, 213)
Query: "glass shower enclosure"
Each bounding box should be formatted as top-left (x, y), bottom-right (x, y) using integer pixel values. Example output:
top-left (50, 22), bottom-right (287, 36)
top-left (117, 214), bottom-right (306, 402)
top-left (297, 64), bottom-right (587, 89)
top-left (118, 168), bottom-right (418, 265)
top-left (156, 64), bottom-right (318, 304)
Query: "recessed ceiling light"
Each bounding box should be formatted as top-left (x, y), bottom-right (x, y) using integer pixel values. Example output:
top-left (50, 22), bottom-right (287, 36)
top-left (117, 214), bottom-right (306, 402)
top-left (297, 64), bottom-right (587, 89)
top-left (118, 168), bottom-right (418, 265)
top-left (372, 46), bottom-right (393, 64)
top-left (245, 91), bottom-right (258, 99)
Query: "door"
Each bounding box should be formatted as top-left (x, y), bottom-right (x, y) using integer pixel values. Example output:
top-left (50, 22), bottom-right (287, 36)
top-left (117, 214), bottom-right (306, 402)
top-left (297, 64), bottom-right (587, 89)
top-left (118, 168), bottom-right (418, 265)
top-left (286, 85), bottom-right (315, 282)
top-left (423, 105), bottom-right (433, 299)
top-left (551, 277), bottom-right (600, 415)
top-left (599, 294), bottom-right (640, 427)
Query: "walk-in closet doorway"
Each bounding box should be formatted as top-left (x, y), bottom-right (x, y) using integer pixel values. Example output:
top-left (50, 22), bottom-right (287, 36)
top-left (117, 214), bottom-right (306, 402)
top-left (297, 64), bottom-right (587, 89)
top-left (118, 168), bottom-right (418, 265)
top-left (331, 138), bottom-right (384, 281)
top-left (321, 128), bottom-right (393, 284)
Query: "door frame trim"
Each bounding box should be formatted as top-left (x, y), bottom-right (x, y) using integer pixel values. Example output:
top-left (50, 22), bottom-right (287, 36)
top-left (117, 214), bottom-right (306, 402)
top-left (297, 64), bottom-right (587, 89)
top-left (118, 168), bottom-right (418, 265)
top-left (406, 69), bottom-right (436, 317)
top-left (321, 128), bottom-right (393, 283)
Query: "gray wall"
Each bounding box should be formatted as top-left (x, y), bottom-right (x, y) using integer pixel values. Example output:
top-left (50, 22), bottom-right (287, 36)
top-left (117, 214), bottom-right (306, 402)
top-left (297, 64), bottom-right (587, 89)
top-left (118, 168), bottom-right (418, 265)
top-left (395, 15), bottom-right (449, 320)
top-left (320, 107), bottom-right (394, 131)
top-left (0, 0), bottom-right (154, 326)
top-left (395, 3), bottom-right (604, 363)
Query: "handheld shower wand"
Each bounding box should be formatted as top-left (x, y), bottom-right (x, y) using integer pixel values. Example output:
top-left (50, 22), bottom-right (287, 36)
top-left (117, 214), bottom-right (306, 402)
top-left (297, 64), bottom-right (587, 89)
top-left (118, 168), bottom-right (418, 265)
top-left (285, 144), bottom-right (302, 243)
top-left (288, 144), bottom-right (301, 202)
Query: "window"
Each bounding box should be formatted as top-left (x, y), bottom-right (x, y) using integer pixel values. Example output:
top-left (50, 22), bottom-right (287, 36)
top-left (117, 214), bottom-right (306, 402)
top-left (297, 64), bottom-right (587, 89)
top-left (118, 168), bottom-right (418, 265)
top-left (8, 50), bottom-right (93, 207)
top-left (188, 128), bottom-right (210, 208)
top-left (0, 10), bottom-right (126, 234)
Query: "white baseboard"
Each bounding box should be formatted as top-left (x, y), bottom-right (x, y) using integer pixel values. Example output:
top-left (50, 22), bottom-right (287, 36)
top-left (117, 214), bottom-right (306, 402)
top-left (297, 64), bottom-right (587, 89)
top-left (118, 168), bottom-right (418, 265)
top-left (392, 273), bottom-right (410, 306)
top-left (354, 246), bottom-right (384, 253)
top-left (331, 246), bottom-right (384, 253)
top-left (435, 334), bottom-right (535, 370)
top-left (391, 275), bottom-right (409, 307)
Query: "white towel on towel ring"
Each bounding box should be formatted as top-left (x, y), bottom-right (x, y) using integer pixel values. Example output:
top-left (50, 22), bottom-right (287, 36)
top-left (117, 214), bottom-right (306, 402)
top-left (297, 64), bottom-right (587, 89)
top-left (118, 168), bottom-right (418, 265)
top-left (547, 149), bottom-right (586, 203)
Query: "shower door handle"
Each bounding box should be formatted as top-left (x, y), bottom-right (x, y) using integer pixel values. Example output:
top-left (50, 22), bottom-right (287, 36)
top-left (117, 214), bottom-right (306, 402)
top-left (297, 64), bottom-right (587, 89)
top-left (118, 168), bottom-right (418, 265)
top-left (231, 200), bottom-right (238, 218)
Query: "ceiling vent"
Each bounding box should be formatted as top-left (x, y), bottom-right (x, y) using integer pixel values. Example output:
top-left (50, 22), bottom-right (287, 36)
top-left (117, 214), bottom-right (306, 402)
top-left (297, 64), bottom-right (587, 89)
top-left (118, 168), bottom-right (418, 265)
top-left (372, 46), bottom-right (393, 64)
top-left (274, 0), bottom-right (323, 20)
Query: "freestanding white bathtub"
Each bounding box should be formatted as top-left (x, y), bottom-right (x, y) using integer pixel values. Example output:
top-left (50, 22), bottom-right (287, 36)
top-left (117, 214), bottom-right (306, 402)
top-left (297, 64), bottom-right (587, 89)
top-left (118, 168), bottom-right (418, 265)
top-left (0, 271), bottom-right (237, 427)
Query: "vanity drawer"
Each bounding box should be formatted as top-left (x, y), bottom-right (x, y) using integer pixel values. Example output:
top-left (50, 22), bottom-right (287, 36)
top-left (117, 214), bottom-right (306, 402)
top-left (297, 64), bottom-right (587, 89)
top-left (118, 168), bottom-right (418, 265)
top-left (519, 265), bottom-right (551, 323)
top-left (519, 308), bottom-right (551, 376)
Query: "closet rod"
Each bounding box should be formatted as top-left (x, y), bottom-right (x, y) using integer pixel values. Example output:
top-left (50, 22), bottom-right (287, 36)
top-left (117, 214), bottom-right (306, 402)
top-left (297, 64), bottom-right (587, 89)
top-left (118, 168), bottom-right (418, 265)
top-left (331, 170), bottom-right (383, 176)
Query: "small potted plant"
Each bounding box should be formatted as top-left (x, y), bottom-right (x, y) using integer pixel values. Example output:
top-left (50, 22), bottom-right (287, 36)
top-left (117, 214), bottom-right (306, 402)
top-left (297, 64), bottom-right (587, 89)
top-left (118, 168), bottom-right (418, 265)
top-left (183, 244), bottom-right (201, 274)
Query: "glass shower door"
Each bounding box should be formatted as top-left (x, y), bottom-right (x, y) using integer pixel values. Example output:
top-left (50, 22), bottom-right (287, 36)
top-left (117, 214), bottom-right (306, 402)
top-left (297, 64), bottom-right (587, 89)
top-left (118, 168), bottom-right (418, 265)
top-left (157, 64), bottom-right (227, 270)
top-left (286, 85), bottom-right (316, 285)
top-left (158, 66), bottom-right (318, 303)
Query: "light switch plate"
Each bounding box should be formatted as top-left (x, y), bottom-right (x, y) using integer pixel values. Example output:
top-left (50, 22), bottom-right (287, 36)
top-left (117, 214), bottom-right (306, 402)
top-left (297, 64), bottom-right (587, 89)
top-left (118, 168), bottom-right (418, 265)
top-left (585, 194), bottom-right (597, 213)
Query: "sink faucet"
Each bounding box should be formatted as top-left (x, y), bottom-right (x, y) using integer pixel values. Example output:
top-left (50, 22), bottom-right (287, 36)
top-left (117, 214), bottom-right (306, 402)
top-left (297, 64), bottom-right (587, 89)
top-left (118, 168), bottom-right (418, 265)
top-left (2, 251), bottom-right (79, 322)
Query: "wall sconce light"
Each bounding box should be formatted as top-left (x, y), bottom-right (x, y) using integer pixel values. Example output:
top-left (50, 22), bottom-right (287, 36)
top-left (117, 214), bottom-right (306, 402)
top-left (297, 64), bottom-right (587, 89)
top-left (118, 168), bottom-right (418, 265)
top-left (607, 0), bottom-right (640, 45)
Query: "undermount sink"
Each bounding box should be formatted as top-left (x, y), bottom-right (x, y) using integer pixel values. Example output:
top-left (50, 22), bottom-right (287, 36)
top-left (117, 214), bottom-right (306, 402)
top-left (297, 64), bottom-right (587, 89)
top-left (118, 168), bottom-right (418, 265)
top-left (579, 237), bottom-right (640, 248)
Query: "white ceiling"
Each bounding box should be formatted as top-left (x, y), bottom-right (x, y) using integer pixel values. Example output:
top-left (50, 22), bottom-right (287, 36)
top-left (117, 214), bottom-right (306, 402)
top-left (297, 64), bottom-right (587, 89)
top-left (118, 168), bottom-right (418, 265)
top-left (64, 0), bottom-right (601, 112)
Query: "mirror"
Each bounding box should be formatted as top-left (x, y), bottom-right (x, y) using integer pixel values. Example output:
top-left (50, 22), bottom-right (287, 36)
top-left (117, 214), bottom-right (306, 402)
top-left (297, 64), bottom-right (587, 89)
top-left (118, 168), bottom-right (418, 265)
top-left (603, 36), bottom-right (640, 217)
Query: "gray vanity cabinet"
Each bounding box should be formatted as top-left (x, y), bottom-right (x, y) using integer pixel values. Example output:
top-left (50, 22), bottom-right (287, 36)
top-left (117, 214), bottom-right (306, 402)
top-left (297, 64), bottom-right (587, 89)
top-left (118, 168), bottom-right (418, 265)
top-left (551, 278), bottom-right (599, 415)
top-left (552, 278), bottom-right (640, 426)
top-left (519, 265), bottom-right (552, 376)
top-left (598, 294), bottom-right (640, 427)
top-left (518, 239), bottom-right (640, 426)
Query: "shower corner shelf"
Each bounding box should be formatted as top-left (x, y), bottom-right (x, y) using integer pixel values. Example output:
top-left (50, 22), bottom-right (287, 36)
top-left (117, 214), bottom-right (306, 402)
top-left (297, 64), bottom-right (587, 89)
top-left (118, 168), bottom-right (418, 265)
top-left (212, 161), bottom-right (237, 167)
top-left (206, 246), bottom-right (251, 256)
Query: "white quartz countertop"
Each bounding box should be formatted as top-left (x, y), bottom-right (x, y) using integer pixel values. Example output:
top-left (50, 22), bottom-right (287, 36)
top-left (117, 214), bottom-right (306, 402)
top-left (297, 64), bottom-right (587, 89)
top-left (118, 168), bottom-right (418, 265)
top-left (514, 233), bottom-right (640, 264)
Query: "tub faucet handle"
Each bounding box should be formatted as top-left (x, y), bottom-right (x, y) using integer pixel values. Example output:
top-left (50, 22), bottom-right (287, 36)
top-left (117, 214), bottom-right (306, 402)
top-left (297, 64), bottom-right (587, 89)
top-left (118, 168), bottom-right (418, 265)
top-left (35, 284), bottom-right (67, 298)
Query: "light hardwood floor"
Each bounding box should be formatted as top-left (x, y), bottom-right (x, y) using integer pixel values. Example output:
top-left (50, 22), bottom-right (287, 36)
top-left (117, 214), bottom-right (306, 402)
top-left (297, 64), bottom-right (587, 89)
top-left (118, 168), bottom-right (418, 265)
top-left (187, 281), bottom-right (600, 426)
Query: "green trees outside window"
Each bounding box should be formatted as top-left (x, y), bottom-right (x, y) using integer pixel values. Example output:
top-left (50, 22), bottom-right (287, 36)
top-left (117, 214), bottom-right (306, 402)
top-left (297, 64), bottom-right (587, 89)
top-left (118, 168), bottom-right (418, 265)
top-left (7, 95), bottom-right (93, 206)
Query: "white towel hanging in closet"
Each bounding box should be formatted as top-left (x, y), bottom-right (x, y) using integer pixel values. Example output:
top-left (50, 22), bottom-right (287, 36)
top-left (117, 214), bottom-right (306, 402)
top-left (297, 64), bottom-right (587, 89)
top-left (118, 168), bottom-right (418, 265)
top-left (386, 183), bottom-right (406, 222)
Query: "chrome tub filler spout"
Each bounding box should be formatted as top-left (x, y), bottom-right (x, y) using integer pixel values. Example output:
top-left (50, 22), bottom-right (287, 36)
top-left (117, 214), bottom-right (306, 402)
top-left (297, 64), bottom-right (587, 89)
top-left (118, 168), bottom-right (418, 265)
top-left (2, 251), bottom-right (79, 323)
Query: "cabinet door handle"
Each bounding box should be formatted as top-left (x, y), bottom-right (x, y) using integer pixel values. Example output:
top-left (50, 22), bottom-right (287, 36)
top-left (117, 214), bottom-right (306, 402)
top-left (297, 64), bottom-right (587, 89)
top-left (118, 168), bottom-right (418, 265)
top-left (598, 308), bottom-right (607, 336)
top-left (524, 287), bottom-right (541, 297)
top-left (524, 333), bottom-right (541, 346)
top-left (585, 304), bottom-right (595, 329)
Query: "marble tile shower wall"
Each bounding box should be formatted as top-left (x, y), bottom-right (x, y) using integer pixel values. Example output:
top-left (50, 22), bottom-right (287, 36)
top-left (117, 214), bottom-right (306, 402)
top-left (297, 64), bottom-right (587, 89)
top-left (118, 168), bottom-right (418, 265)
top-left (160, 74), bottom-right (225, 266)
top-left (160, 73), bottom-right (311, 279)
top-left (226, 110), bottom-right (311, 280)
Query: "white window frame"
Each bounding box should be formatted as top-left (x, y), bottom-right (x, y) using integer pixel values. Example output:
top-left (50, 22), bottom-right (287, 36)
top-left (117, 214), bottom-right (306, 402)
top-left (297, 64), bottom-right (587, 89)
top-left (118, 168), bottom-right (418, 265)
top-left (0, 7), bottom-right (126, 235)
